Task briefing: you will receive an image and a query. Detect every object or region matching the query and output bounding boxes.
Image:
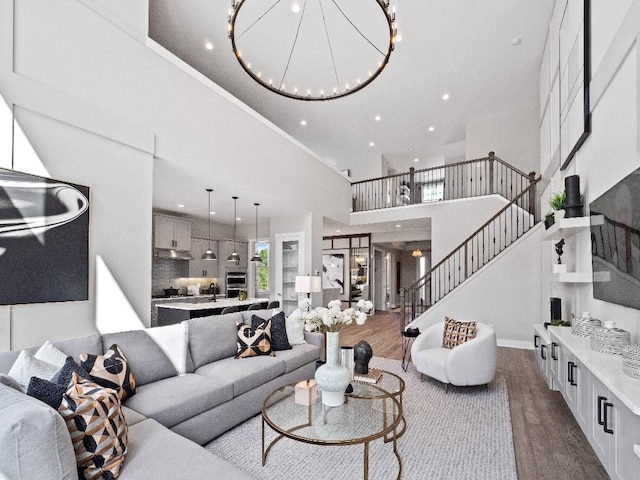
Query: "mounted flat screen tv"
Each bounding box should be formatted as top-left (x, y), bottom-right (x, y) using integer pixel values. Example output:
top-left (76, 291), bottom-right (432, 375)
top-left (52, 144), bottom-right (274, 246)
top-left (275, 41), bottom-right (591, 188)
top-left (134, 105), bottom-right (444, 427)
top-left (590, 167), bottom-right (640, 310)
top-left (0, 168), bottom-right (89, 305)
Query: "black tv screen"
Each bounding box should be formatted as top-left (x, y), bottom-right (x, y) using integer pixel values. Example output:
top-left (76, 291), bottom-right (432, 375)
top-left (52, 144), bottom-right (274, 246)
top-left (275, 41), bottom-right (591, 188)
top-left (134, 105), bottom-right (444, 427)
top-left (590, 167), bottom-right (640, 310)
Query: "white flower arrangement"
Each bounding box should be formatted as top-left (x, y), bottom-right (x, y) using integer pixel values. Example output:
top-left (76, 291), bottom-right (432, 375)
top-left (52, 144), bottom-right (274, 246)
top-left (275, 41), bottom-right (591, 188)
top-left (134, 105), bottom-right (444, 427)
top-left (290, 299), bottom-right (368, 333)
top-left (357, 299), bottom-right (373, 313)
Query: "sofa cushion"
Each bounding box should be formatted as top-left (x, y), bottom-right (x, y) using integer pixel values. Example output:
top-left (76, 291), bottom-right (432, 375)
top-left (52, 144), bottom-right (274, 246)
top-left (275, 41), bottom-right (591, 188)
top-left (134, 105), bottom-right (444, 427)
top-left (442, 316), bottom-right (477, 349)
top-left (122, 373), bottom-right (234, 429)
top-left (186, 313), bottom-right (242, 369)
top-left (58, 372), bottom-right (128, 480)
top-left (8, 350), bottom-right (60, 388)
top-left (80, 344), bottom-right (137, 401)
top-left (101, 331), bottom-right (177, 386)
top-left (236, 322), bottom-right (274, 359)
top-left (195, 355), bottom-right (286, 397)
top-left (0, 383), bottom-right (78, 480)
top-left (269, 343), bottom-right (321, 373)
top-left (120, 405), bottom-right (146, 427)
top-left (122, 419), bottom-right (254, 480)
top-left (252, 311), bottom-right (291, 351)
top-left (53, 334), bottom-right (103, 363)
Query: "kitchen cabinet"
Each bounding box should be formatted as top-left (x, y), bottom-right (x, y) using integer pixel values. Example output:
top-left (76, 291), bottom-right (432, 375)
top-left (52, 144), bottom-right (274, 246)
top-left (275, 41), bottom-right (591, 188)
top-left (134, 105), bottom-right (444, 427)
top-left (154, 214), bottom-right (192, 250)
top-left (274, 232), bottom-right (303, 315)
top-left (189, 238), bottom-right (218, 278)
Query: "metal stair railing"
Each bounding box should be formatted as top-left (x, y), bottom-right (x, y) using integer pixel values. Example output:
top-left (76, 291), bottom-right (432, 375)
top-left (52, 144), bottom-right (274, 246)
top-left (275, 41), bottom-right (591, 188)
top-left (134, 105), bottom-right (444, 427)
top-left (352, 151), bottom-right (535, 213)
top-left (401, 176), bottom-right (541, 330)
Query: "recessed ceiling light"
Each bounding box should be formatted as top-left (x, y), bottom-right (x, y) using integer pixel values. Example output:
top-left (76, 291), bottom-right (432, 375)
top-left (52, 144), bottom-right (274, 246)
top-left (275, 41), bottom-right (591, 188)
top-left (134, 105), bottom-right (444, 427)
top-left (414, 158), bottom-right (419, 162)
top-left (236, 217), bottom-right (241, 221)
top-left (205, 42), bottom-right (213, 50)
top-left (292, 3), bottom-right (301, 13)
top-left (336, 229), bottom-right (341, 233)
top-left (300, 120), bottom-right (307, 126)
top-left (428, 126), bottom-right (435, 132)
top-left (511, 37), bottom-right (522, 46)
top-left (178, 204), bottom-right (185, 208)
top-left (210, 211), bottom-right (216, 215)
top-left (396, 224), bottom-right (401, 228)
top-left (374, 115), bottom-right (381, 121)
top-left (369, 142), bottom-right (375, 147)
top-left (442, 93), bottom-right (450, 100)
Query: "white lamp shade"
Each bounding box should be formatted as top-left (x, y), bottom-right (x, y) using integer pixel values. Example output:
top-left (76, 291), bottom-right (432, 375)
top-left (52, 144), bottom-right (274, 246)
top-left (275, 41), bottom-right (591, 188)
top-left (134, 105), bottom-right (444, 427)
top-left (295, 275), bottom-right (322, 294)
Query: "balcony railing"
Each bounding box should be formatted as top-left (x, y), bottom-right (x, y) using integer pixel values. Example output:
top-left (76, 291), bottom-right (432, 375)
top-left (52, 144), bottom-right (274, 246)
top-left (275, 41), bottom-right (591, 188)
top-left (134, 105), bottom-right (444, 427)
top-left (352, 152), bottom-right (536, 216)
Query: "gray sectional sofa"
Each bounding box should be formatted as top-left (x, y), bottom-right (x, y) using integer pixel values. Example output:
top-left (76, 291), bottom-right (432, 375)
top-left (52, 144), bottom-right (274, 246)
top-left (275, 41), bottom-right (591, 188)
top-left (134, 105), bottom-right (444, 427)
top-left (0, 309), bottom-right (323, 480)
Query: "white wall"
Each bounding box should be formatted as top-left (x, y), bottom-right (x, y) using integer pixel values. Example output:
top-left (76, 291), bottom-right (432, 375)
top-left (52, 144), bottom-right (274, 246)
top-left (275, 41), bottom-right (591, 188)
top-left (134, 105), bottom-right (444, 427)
top-left (409, 225), bottom-right (544, 347)
top-left (538, 0), bottom-right (640, 342)
top-left (466, 106), bottom-right (541, 175)
top-left (0, 0), bottom-right (350, 350)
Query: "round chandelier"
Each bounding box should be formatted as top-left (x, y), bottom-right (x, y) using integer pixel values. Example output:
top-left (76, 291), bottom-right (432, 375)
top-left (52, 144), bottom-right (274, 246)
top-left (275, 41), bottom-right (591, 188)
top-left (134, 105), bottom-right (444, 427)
top-left (228, 0), bottom-right (397, 101)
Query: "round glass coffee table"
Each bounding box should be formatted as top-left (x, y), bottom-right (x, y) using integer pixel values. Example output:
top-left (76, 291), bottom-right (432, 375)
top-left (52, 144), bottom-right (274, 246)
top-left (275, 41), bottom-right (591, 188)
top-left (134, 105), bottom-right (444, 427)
top-left (262, 375), bottom-right (402, 480)
top-left (348, 369), bottom-right (406, 440)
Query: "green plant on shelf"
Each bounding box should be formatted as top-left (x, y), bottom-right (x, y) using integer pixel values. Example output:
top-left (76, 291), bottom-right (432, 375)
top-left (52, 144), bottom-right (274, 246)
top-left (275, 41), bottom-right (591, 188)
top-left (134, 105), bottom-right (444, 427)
top-left (548, 191), bottom-right (566, 211)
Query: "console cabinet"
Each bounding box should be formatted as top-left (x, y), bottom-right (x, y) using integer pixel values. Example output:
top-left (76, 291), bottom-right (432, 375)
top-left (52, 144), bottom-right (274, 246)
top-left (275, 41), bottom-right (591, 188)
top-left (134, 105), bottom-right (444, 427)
top-left (533, 324), bottom-right (554, 389)
top-left (543, 326), bottom-right (640, 480)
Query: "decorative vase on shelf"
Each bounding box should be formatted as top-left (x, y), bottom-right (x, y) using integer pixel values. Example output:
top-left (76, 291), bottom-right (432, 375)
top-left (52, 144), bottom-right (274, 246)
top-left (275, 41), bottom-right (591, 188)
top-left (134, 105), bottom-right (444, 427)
top-left (314, 331), bottom-right (351, 407)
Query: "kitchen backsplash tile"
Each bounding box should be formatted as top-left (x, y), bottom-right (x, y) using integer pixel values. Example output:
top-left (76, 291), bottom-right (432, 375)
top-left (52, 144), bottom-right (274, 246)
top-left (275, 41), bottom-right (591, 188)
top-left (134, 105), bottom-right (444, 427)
top-left (152, 259), bottom-right (189, 295)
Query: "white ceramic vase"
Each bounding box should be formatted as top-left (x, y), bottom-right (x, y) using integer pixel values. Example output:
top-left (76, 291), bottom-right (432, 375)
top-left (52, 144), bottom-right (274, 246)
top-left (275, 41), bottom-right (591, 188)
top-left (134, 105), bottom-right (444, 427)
top-left (315, 331), bottom-right (351, 407)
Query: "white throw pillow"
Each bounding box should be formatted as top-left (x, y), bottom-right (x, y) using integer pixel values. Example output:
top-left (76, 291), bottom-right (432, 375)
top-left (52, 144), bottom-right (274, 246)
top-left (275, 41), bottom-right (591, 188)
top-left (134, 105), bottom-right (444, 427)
top-left (8, 350), bottom-right (60, 388)
top-left (34, 340), bottom-right (68, 368)
top-left (144, 324), bottom-right (188, 375)
top-left (285, 311), bottom-right (306, 346)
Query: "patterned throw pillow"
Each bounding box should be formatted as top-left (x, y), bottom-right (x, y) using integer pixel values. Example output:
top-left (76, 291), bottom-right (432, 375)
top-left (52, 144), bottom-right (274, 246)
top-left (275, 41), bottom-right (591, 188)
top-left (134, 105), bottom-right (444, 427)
top-left (58, 372), bottom-right (128, 480)
top-left (80, 345), bottom-right (136, 401)
top-left (252, 311), bottom-right (292, 351)
top-left (236, 321), bottom-right (274, 358)
top-left (442, 316), bottom-right (477, 349)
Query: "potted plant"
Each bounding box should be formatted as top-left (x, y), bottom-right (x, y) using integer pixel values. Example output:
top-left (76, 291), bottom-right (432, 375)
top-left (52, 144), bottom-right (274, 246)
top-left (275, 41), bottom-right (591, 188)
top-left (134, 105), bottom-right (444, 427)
top-left (545, 191), bottom-right (566, 229)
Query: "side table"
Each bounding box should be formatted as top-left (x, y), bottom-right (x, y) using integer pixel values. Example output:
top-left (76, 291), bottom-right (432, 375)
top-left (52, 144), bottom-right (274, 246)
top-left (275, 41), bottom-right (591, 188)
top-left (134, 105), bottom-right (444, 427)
top-left (401, 328), bottom-right (420, 371)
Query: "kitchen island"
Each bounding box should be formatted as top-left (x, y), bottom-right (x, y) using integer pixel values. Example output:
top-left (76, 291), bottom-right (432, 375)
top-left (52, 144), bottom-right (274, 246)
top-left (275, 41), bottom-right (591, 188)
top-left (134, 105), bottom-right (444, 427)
top-left (156, 298), bottom-right (269, 326)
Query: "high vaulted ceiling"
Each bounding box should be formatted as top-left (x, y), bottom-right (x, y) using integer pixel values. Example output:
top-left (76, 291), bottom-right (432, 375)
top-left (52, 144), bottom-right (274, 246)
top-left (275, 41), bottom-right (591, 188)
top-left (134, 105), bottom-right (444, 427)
top-left (148, 0), bottom-right (553, 236)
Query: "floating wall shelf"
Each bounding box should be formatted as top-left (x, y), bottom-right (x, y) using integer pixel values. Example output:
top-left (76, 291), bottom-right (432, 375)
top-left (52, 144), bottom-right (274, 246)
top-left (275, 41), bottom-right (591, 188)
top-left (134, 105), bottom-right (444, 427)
top-left (543, 215), bottom-right (603, 241)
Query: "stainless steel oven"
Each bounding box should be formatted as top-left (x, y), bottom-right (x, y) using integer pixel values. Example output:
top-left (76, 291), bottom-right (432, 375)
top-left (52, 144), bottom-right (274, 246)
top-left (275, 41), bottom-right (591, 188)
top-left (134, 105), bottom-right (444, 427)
top-left (226, 271), bottom-right (246, 298)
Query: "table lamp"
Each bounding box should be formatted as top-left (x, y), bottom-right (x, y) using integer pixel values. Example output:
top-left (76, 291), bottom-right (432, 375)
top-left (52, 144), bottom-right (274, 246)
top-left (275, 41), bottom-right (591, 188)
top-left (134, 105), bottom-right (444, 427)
top-left (294, 275), bottom-right (322, 299)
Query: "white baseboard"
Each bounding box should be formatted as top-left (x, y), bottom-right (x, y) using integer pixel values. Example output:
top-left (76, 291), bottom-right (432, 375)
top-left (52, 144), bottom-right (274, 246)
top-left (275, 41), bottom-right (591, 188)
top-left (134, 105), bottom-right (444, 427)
top-left (497, 339), bottom-right (533, 350)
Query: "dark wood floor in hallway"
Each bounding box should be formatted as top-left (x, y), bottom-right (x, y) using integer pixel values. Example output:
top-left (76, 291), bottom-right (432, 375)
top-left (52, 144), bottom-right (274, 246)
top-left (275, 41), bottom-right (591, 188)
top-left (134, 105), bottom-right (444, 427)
top-left (339, 310), bottom-right (610, 480)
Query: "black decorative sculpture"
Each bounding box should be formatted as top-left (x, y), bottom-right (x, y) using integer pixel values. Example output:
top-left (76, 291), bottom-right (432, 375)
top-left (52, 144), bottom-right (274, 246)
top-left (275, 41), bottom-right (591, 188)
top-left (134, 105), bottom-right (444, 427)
top-left (353, 340), bottom-right (373, 374)
top-left (555, 239), bottom-right (565, 265)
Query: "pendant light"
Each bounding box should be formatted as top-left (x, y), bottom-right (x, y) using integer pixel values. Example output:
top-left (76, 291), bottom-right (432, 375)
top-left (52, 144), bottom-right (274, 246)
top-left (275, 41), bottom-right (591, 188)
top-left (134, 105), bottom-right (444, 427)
top-left (227, 196), bottom-right (241, 265)
top-left (250, 202), bottom-right (262, 263)
top-left (202, 188), bottom-right (217, 261)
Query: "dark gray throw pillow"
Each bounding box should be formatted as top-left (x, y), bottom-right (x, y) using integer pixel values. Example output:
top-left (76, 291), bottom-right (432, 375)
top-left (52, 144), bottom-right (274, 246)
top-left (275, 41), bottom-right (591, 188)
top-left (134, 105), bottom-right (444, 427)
top-left (51, 356), bottom-right (91, 387)
top-left (27, 356), bottom-right (92, 409)
top-left (252, 311), bottom-right (292, 351)
top-left (26, 377), bottom-right (67, 409)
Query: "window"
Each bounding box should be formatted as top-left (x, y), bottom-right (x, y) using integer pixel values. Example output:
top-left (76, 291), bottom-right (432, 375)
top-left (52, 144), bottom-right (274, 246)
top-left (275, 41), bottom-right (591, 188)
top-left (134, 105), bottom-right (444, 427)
top-left (255, 241), bottom-right (269, 293)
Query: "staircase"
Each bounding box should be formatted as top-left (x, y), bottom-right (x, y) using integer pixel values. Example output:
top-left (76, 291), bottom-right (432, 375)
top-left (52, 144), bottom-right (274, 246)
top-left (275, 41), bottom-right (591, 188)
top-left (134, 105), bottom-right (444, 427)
top-left (400, 176), bottom-right (541, 330)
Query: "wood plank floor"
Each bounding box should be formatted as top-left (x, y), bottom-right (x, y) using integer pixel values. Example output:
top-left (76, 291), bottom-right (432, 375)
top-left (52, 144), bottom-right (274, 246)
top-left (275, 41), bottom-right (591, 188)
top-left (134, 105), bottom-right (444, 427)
top-left (339, 310), bottom-right (610, 480)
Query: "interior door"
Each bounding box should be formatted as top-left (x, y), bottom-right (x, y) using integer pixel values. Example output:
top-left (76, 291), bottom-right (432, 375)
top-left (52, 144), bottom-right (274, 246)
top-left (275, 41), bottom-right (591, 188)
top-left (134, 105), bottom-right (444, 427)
top-left (374, 249), bottom-right (386, 311)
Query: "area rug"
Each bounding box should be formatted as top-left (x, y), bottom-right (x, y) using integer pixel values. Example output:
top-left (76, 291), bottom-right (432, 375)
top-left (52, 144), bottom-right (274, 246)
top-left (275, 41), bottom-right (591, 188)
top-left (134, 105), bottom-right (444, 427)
top-left (206, 357), bottom-right (517, 480)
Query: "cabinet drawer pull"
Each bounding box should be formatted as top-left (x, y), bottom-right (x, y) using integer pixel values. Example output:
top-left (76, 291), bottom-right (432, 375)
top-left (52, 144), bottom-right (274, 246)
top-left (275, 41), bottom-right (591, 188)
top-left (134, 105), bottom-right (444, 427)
top-left (603, 401), bottom-right (614, 434)
top-left (567, 361), bottom-right (574, 384)
top-left (534, 335), bottom-right (540, 348)
top-left (541, 344), bottom-right (547, 360)
top-left (551, 342), bottom-right (558, 360)
top-left (597, 395), bottom-right (606, 426)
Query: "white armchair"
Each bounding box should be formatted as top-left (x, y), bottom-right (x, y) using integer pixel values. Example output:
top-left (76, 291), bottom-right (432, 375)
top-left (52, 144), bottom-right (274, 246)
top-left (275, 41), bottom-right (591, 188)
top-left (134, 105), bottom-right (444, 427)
top-left (410, 321), bottom-right (497, 392)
